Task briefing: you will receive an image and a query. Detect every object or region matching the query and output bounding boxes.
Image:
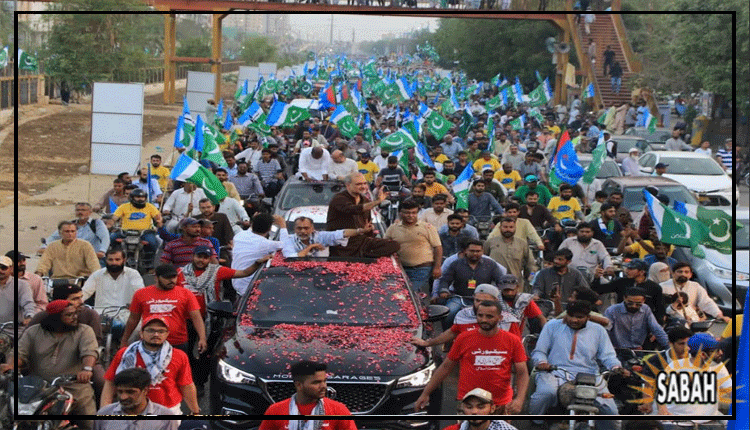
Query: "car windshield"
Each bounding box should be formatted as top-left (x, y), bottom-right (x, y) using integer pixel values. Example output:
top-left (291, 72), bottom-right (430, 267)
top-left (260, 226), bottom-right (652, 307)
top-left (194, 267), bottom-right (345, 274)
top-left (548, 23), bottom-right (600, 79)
top-left (623, 185), bottom-right (699, 212)
top-left (579, 159), bottom-right (620, 178)
top-left (280, 183), bottom-right (344, 210)
top-left (737, 219), bottom-right (749, 249)
top-left (616, 139), bottom-right (650, 153)
top-left (660, 157), bottom-right (726, 175)
top-left (286, 222), bottom-right (326, 233)
top-left (242, 261), bottom-right (417, 327)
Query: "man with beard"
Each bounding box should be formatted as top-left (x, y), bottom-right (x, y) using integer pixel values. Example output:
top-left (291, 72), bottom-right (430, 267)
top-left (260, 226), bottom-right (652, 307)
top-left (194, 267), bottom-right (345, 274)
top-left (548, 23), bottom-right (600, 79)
top-left (213, 168), bottom-right (241, 202)
top-left (260, 360), bottom-right (356, 428)
top-left (621, 147), bottom-right (643, 176)
top-left (96, 367), bottom-right (178, 425)
top-left (0, 255), bottom-right (35, 338)
top-left (437, 240), bottom-right (506, 329)
top-left (591, 259), bottom-right (666, 326)
top-left (559, 223), bottom-right (613, 281)
top-left (487, 202), bottom-right (544, 250)
top-left (588, 202), bottom-right (623, 249)
top-left (484, 217), bottom-right (537, 285)
top-left (415, 300), bottom-right (528, 415)
top-left (411, 283), bottom-right (502, 349)
top-left (282, 216), bottom-right (368, 258)
top-left (439, 208), bottom-right (480, 240)
top-left (513, 175), bottom-right (552, 206)
top-left (82, 248), bottom-right (144, 341)
top-left (531, 248), bottom-right (589, 302)
top-left (442, 389), bottom-right (520, 430)
top-left (327, 173), bottom-right (400, 258)
top-left (643, 241), bottom-right (678, 270)
top-left (468, 181), bottom-right (504, 221)
top-left (160, 218), bottom-right (218, 267)
top-left (498, 274), bottom-right (546, 338)
top-left (18, 300), bottom-right (98, 428)
top-left (493, 162), bottom-right (523, 193)
top-left (548, 184), bottom-right (584, 222)
top-left (660, 263), bottom-right (731, 323)
top-left (479, 169), bottom-right (506, 204)
top-left (196, 198), bottom-right (234, 248)
top-left (603, 287), bottom-right (669, 350)
top-left (530, 300), bottom-right (627, 430)
top-left (134, 166), bottom-right (163, 204)
top-left (518, 190), bottom-right (560, 233)
top-left (120, 264), bottom-right (206, 363)
top-left (6, 250), bottom-right (46, 313)
top-left (439, 214), bottom-right (472, 259)
top-left (103, 315), bottom-right (199, 415)
top-left (420, 193), bottom-right (454, 231)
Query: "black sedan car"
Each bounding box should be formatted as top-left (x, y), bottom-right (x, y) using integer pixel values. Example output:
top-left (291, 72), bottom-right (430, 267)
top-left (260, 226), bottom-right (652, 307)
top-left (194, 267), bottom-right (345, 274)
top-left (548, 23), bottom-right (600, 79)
top-left (208, 254), bottom-right (446, 429)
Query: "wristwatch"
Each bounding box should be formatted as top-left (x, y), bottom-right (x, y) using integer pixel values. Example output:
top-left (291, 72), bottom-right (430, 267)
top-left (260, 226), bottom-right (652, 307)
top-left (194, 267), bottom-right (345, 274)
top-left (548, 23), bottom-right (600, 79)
top-left (83, 366), bottom-right (93, 372)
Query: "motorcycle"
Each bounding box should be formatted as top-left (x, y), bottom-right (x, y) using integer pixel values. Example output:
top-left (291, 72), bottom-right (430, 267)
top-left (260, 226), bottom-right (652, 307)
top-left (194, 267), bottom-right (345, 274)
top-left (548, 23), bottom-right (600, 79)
top-left (612, 348), bottom-right (654, 415)
top-left (114, 229), bottom-right (156, 274)
top-left (381, 186), bottom-right (405, 227)
top-left (469, 215), bottom-right (493, 240)
top-left (14, 374), bottom-right (80, 430)
top-left (541, 366), bottom-right (618, 430)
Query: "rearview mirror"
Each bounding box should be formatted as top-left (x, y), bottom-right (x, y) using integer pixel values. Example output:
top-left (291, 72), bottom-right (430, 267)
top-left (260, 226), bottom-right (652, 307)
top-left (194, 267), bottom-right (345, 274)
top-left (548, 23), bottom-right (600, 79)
top-left (207, 300), bottom-right (235, 318)
top-left (424, 305), bottom-right (449, 322)
top-left (690, 320), bottom-right (712, 333)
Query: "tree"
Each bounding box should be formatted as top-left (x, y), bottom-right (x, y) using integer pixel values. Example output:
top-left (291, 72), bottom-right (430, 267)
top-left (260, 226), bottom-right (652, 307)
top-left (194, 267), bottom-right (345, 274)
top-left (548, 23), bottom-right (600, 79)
top-left (239, 35), bottom-right (277, 66)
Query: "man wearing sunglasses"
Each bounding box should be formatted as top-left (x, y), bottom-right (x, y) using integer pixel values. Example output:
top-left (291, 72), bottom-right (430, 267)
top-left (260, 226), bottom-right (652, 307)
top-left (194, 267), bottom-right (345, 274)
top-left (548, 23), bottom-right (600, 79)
top-left (603, 286), bottom-right (669, 350)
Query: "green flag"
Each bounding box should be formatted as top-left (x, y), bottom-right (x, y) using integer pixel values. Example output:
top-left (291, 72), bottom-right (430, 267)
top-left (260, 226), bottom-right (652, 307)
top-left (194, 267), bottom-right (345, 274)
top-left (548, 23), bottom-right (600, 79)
top-left (200, 134), bottom-right (228, 167)
top-left (381, 83), bottom-right (402, 105)
top-left (529, 108), bottom-right (545, 125)
top-left (509, 114), bottom-right (526, 131)
top-left (170, 154), bottom-right (228, 204)
top-left (675, 204), bottom-right (736, 255)
top-left (402, 121), bottom-right (421, 142)
top-left (362, 61), bottom-right (378, 79)
top-left (458, 110), bottom-right (473, 138)
top-left (0, 47), bottom-right (8, 69)
top-left (486, 117), bottom-right (495, 152)
top-left (582, 136), bottom-right (606, 184)
top-left (18, 49), bottom-right (38, 72)
top-left (453, 165), bottom-right (475, 210)
top-left (379, 129), bottom-right (417, 152)
top-left (425, 111), bottom-right (452, 140)
top-left (528, 83), bottom-right (551, 107)
top-left (391, 148), bottom-right (410, 177)
top-left (248, 113), bottom-right (273, 136)
top-left (486, 94), bottom-right (503, 111)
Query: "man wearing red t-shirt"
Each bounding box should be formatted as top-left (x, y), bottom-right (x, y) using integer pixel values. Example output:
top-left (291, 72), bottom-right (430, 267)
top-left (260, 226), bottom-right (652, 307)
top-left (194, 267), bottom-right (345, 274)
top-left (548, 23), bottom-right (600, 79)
top-left (410, 284), bottom-right (500, 349)
top-left (120, 264), bottom-right (206, 359)
top-left (176, 245), bottom-right (271, 395)
top-left (499, 274), bottom-right (546, 338)
top-left (102, 315), bottom-right (199, 415)
top-left (259, 360), bottom-right (357, 430)
top-left (415, 300), bottom-right (529, 414)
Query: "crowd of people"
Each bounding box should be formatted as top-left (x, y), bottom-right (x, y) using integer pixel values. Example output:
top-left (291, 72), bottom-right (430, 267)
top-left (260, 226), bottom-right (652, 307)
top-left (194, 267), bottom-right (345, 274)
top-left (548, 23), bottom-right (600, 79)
top-left (3, 55), bottom-right (740, 430)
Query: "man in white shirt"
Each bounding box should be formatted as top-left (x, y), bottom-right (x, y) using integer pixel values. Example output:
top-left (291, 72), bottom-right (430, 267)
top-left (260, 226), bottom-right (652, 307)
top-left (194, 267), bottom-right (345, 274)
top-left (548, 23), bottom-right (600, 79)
top-left (419, 194), bottom-right (454, 231)
top-left (659, 263), bottom-right (730, 322)
top-left (162, 182), bottom-right (206, 233)
top-left (373, 147), bottom-right (391, 171)
top-left (217, 195), bottom-right (250, 236)
top-left (235, 139), bottom-right (263, 168)
top-left (81, 248), bottom-right (144, 340)
top-left (328, 150), bottom-right (359, 181)
top-left (621, 147), bottom-right (643, 176)
top-left (231, 213), bottom-right (288, 296)
top-left (282, 216), bottom-right (367, 258)
top-left (297, 146), bottom-right (331, 181)
top-left (694, 140), bottom-right (712, 157)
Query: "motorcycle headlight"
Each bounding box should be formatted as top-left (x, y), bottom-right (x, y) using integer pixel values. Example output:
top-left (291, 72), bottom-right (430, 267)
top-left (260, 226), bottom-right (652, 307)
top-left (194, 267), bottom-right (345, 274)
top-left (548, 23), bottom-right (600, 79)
top-left (706, 260), bottom-right (733, 280)
top-left (395, 362), bottom-right (436, 389)
top-left (217, 359), bottom-right (256, 385)
top-left (574, 385), bottom-right (599, 400)
top-left (17, 399), bottom-right (43, 415)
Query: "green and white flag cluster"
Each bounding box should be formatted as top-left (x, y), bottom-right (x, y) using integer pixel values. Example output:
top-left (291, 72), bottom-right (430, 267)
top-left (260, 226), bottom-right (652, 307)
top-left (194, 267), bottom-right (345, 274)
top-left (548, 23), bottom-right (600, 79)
top-left (379, 127), bottom-right (417, 153)
top-left (528, 78), bottom-right (553, 107)
top-left (582, 133), bottom-right (606, 184)
top-left (18, 49), bottom-right (38, 72)
top-left (330, 105), bottom-right (360, 139)
top-left (509, 114), bottom-right (526, 131)
top-left (170, 154), bottom-right (228, 204)
top-left (0, 47), bottom-right (8, 69)
top-left (673, 201), bottom-right (736, 255)
top-left (425, 110), bottom-right (452, 140)
top-left (453, 164), bottom-right (475, 210)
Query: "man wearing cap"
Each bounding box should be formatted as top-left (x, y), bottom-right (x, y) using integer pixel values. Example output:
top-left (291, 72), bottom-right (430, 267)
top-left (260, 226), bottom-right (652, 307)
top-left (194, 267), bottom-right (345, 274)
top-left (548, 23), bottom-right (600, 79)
top-left (6, 250), bottom-right (46, 313)
top-left (603, 287), bottom-right (669, 350)
top-left (415, 300), bottom-right (528, 415)
top-left (657, 333), bottom-right (732, 424)
top-left (0, 254), bottom-right (36, 336)
top-left (499, 274), bottom-right (546, 338)
top-left (120, 264), bottom-right (206, 366)
top-left (652, 162), bottom-right (668, 177)
top-left (592, 258), bottom-right (666, 325)
top-left (160, 217), bottom-right (218, 267)
top-left (103, 315), bottom-right (200, 415)
top-left (18, 300), bottom-right (98, 427)
top-left (530, 300), bottom-right (626, 429)
top-left (356, 149), bottom-right (380, 185)
top-left (442, 389), bottom-right (519, 430)
top-left (95, 367), bottom-right (178, 425)
top-left (177, 245), bottom-right (270, 393)
top-left (484, 217), bottom-right (538, 285)
top-left (513, 176), bottom-right (552, 206)
top-left (621, 147), bottom-right (643, 176)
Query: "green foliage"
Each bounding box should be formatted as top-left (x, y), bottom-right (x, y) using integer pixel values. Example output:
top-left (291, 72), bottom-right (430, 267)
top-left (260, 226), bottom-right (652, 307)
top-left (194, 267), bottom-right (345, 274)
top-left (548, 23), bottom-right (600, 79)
top-left (40, 11), bottom-right (161, 87)
top-left (430, 19), bottom-right (558, 86)
top-left (239, 35), bottom-right (277, 65)
top-left (177, 38), bottom-right (211, 58)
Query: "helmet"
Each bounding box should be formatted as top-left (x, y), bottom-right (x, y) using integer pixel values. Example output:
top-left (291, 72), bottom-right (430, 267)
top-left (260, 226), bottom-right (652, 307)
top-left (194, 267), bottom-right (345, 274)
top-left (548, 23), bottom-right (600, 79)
top-left (129, 188), bottom-right (147, 209)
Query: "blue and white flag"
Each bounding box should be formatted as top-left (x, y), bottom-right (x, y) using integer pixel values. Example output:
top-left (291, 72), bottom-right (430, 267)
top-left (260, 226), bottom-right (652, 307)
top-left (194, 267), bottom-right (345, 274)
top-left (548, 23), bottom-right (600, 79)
top-left (513, 77), bottom-right (524, 103)
top-left (265, 100), bottom-right (310, 127)
top-left (238, 101), bottom-right (263, 127)
top-left (396, 77), bottom-right (413, 100)
top-left (193, 115), bottom-right (205, 154)
top-left (552, 133), bottom-right (584, 185)
top-left (223, 110), bottom-right (234, 131)
top-left (182, 96), bottom-right (194, 124)
top-left (582, 83), bottom-right (595, 99)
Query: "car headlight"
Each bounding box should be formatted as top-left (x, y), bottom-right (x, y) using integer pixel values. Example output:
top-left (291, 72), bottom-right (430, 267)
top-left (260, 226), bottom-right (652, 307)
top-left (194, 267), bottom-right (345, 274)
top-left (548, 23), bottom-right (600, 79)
top-left (737, 272), bottom-right (750, 282)
top-left (217, 358), bottom-right (256, 385)
top-left (395, 362), bottom-right (436, 388)
top-left (706, 260), bottom-right (733, 280)
top-left (18, 399), bottom-right (43, 415)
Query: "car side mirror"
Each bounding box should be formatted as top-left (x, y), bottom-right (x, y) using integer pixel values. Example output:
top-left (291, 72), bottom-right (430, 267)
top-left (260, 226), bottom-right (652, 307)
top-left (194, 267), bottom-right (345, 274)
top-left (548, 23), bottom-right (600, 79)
top-left (207, 300), bottom-right (234, 318)
top-left (424, 305), bottom-right (449, 322)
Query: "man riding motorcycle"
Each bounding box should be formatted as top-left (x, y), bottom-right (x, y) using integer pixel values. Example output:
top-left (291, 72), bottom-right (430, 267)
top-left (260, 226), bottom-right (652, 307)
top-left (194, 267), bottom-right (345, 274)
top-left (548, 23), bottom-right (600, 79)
top-left (110, 189), bottom-right (162, 257)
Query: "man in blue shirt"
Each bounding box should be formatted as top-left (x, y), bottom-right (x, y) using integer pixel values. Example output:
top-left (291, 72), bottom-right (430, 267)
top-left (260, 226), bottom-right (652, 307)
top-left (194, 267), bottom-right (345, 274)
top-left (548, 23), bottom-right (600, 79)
top-left (530, 300), bottom-right (626, 430)
top-left (467, 181), bottom-right (504, 221)
top-left (603, 287), bottom-right (669, 350)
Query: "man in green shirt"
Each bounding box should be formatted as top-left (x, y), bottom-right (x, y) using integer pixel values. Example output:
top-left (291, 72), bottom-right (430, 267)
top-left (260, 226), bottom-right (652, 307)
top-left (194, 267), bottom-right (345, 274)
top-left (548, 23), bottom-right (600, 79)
top-left (513, 175), bottom-right (553, 206)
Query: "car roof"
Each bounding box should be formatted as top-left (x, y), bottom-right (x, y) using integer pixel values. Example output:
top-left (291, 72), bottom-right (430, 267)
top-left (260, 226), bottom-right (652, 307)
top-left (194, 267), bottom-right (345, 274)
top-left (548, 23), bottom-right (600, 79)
top-left (603, 176), bottom-right (682, 186)
top-left (611, 135), bottom-right (647, 140)
top-left (649, 151), bottom-right (712, 159)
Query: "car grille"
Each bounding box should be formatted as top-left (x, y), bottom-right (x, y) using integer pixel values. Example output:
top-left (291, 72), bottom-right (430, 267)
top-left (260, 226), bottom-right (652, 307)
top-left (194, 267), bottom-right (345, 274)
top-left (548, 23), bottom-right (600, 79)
top-left (264, 381), bottom-right (388, 413)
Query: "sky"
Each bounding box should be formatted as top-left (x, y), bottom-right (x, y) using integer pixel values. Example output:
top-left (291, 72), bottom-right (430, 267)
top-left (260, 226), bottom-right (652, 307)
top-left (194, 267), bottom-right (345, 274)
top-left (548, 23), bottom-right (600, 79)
top-left (288, 14), bottom-right (439, 43)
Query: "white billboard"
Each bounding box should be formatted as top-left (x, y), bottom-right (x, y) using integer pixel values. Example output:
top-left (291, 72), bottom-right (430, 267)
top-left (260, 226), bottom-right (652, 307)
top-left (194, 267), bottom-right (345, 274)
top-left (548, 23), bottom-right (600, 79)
top-left (90, 82), bottom-right (144, 175)
top-left (186, 71), bottom-right (216, 120)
